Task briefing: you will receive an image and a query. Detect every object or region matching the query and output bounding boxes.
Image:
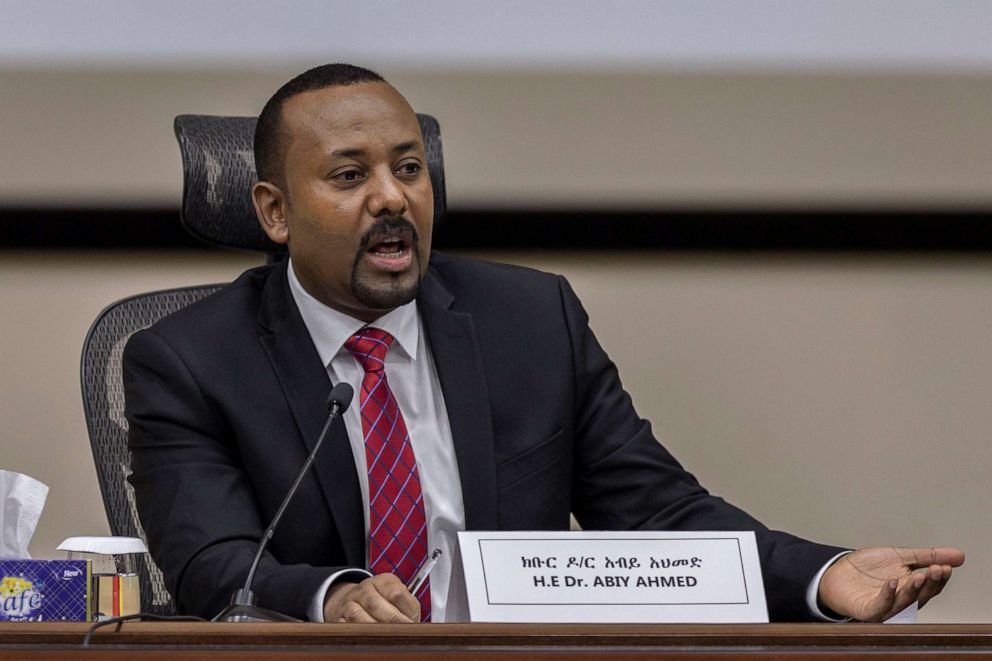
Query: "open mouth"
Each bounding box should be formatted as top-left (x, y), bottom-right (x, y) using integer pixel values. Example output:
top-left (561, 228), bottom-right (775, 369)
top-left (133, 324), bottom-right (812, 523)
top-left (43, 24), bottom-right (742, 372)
top-left (364, 229), bottom-right (414, 272)
top-left (369, 236), bottom-right (408, 256)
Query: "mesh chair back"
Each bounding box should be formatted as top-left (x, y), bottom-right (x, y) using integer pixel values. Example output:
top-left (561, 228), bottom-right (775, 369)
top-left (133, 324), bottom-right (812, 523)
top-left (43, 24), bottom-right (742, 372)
top-left (174, 113), bottom-right (447, 252)
top-left (80, 285), bottom-right (224, 615)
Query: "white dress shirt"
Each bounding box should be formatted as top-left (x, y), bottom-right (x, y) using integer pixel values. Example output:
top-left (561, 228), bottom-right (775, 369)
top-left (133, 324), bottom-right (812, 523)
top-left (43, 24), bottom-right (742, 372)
top-left (287, 260), bottom-right (468, 622)
top-left (287, 259), bottom-right (843, 623)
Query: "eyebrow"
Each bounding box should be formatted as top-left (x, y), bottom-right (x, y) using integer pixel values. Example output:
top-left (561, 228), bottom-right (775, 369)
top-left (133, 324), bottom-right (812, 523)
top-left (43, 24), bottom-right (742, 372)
top-left (330, 140), bottom-right (422, 159)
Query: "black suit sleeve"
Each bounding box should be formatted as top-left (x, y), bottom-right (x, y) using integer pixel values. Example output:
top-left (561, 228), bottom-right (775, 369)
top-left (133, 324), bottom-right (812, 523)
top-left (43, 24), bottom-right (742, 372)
top-left (123, 327), bottom-right (361, 619)
top-left (556, 276), bottom-right (846, 621)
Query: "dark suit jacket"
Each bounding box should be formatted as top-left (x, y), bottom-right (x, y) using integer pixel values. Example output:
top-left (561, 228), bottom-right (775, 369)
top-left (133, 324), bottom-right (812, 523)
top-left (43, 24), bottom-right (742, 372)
top-left (123, 253), bottom-right (844, 621)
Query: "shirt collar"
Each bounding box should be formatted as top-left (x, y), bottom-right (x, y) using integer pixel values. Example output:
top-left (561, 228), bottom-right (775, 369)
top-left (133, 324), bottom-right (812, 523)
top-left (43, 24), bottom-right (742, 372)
top-left (287, 258), bottom-right (420, 367)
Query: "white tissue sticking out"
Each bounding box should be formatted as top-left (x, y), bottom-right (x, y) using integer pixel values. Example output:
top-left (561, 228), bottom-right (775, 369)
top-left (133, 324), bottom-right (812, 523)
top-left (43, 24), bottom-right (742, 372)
top-left (884, 600), bottom-right (919, 624)
top-left (0, 470), bottom-right (49, 558)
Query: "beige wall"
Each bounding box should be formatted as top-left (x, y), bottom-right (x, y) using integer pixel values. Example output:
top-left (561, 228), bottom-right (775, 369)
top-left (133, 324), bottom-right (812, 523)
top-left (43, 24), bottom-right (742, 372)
top-left (1, 67), bottom-right (990, 208)
top-left (1, 249), bottom-right (989, 622)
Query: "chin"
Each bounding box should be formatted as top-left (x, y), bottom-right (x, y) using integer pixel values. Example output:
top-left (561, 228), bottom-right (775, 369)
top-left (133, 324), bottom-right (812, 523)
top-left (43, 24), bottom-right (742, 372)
top-left (352, 271), bottom-right (421, 311)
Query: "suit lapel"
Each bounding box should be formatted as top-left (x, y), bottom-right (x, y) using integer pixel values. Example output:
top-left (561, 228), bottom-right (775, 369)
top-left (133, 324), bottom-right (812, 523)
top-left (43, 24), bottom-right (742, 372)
top-left (256, 262), bottom-right (365, 567)
top-left (418, 270), bottom-right (499, 531)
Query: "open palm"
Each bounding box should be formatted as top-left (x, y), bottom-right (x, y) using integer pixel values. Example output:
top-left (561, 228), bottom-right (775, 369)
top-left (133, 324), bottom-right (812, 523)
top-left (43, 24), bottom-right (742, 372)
top-left (818, 546), bottom-right (965, 622)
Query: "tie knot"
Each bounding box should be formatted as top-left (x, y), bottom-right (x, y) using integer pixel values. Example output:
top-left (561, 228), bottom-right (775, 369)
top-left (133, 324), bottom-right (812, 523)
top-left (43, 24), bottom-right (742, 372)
top-left (345, 327), bottom-right (395, 373)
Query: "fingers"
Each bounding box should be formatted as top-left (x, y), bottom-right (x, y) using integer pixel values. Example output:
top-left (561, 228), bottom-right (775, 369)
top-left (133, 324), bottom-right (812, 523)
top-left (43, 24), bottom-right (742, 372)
top-left (863, 574), bottom-right (923, 622)
top-left (887, 548), bottom-right (962, 611)
top-left (365, 574), bottom-right (421, 623)
top-left (872, 569), bottom-right (950, 621)
top-left (325, 573), bottom-right (421, 623)
top-left (864, 578), bottom-right (899, 622)
top-left (891, 572), bottom-right (926, 617)
top-left (903, 547), bottom-right (965, 569)
top-left (916, 564), bottom-right (954, 609)
top-left (338, 600), bottom-right (378, 623)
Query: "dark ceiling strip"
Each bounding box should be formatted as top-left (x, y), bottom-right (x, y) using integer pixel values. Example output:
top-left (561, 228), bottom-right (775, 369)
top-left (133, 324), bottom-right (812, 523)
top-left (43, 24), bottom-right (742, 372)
top-left (2, 207), bottom-right (991, 252)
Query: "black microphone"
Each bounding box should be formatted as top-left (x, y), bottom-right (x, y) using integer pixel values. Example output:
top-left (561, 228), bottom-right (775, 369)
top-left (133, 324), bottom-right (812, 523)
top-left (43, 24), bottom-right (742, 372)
top-left (213, 382), bottom-right (354, 623)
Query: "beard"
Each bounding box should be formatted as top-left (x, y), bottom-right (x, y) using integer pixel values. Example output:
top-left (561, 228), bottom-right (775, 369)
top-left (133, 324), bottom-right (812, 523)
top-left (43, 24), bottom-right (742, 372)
top-left (349, 215), bottom-right (424, 311)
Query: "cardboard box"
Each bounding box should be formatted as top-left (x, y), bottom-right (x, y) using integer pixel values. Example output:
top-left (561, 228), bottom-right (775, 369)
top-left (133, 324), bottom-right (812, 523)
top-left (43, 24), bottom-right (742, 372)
top-left (0, 560), bottom-right (91, 621)
top-left (94, 574), bottom-right (140, 620)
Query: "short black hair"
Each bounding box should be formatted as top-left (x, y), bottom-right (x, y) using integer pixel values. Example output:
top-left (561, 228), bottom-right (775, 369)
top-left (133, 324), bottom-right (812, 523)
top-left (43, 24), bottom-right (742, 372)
top-left (254, 63), bottom-right (386, 187)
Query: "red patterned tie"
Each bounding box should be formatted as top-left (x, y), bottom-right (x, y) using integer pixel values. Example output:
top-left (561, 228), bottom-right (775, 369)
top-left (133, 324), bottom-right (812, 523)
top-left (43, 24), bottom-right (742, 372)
top-left (345, 327), bottom-right (430, 621)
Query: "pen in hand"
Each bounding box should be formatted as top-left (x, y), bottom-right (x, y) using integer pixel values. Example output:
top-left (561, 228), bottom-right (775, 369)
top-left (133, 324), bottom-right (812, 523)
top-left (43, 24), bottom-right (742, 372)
top-left (407, 548), bottom-right (442, 597)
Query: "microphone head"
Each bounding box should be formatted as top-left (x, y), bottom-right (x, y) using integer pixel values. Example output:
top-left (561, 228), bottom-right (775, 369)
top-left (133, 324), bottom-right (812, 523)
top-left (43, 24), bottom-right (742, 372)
top-left (327, 382), bottom-right (354, 413)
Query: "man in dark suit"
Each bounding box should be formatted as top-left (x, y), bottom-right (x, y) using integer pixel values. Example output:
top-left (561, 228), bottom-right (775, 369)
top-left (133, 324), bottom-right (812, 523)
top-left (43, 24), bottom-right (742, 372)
top-left (123, 64), bottom-right (962, 624)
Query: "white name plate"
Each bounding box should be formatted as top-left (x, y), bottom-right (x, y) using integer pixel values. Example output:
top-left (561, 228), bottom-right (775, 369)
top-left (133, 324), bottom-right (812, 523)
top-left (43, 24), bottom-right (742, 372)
top-left (457, 530), bottom-right (768, 623)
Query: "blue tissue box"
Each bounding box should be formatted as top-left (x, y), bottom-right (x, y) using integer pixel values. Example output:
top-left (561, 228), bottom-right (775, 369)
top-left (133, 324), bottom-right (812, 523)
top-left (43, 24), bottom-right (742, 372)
top-left (0, 560), bottom-right (91, 621)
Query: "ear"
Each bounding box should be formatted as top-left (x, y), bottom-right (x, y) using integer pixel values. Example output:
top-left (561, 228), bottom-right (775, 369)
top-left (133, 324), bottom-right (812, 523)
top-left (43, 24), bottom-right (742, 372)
top-left (252, 181), bottom-right (289, 245)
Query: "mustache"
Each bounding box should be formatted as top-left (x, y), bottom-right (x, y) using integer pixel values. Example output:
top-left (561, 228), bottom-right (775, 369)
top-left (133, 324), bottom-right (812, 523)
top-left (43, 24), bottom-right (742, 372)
top-left (358, 216), bottom-right (419, 252)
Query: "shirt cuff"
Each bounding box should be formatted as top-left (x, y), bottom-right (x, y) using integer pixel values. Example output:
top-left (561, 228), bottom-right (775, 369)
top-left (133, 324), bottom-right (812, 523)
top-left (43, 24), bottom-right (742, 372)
top-left (308, 569), bottom-right (373, 622)
top-left (806, 550), bottom-right (854, 622)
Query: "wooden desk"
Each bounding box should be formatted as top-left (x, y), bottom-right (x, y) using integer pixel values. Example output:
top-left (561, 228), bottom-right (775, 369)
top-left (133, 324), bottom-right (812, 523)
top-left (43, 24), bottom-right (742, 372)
top-left (2, 622), bottom-right (992, 659)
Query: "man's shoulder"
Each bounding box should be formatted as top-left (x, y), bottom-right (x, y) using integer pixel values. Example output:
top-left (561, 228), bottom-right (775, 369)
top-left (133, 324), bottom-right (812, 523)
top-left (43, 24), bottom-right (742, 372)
top-left (426, 251), bottom-right (563, 299)
top-left (135, 262), bottom-right (279, 341)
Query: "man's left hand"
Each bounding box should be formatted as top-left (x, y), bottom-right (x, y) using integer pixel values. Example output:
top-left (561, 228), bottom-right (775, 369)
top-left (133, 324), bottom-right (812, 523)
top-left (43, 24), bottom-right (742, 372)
top-left (818, 546), bottom-right (965, 622)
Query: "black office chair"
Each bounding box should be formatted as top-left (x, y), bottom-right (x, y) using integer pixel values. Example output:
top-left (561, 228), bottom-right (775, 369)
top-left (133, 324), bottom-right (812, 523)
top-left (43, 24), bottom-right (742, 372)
top-left (174, 114), bottom-right (447, 251)
top-left (80, 113), bottom-right (447, 615)
top-left (80, 286), bottom-right (223, 615)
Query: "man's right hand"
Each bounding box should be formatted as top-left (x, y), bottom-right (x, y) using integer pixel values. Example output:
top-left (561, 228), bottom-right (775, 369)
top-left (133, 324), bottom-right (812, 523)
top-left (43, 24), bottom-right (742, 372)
top-left (323, 573), bottom-right (420, 623)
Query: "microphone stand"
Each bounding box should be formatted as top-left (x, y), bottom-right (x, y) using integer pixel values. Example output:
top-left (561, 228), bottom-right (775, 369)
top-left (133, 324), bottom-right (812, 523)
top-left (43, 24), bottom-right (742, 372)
top-left (213, 383), bottom-right (353, 622)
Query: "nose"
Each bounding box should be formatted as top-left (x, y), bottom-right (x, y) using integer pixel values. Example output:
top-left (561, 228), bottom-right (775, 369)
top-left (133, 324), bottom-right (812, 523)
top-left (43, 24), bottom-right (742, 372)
top-left (366, 167), bottom-right (407, 218)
